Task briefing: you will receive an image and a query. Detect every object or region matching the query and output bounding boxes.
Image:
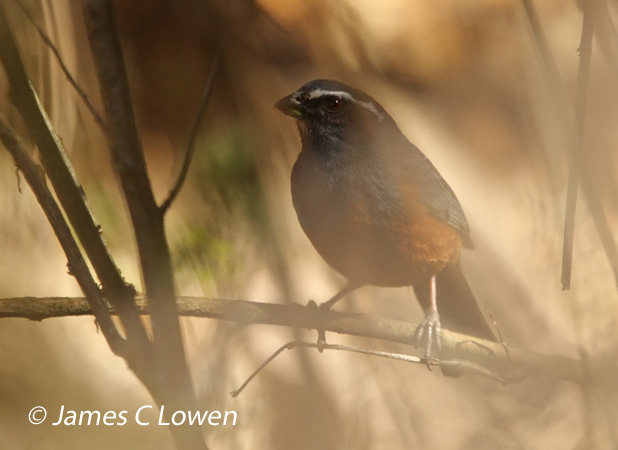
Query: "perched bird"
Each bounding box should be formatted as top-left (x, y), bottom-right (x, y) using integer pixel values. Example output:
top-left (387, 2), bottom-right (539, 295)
top-left (276, 79), bottom-right (495, 358)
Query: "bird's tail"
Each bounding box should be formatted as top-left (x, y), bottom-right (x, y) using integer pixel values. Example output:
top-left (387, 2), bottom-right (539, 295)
top-left (414, 262), bottom-right (496, 341)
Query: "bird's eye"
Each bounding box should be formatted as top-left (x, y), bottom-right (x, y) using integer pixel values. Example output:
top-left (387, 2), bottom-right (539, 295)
top-left (326, 98), bottom-right (342, 112)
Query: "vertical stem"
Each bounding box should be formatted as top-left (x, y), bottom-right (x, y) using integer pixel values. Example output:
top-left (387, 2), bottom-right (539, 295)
top-left (561, 4), bottom-right (594, 289)
top-left (522, 0), bottom-right (618, 289)
top-left (82, 1), bottom-right (207, 448)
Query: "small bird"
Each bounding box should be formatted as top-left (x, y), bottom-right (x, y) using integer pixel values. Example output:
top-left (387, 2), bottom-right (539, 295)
top-left (276, 79), bottom-right (495, 358)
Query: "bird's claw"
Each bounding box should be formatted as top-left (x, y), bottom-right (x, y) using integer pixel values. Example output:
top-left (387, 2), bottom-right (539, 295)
top-left (413, 309), bottom-right (442, 366)
top-left (307, 300), bottom-right (329, 352)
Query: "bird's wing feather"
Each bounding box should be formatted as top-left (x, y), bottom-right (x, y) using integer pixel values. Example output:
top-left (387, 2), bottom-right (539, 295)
top-left (393, 139), bottom-right (473, 247)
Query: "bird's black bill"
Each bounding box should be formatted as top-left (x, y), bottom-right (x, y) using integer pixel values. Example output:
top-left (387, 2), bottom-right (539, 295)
top-left (275, 94), bottom-right (302, 118)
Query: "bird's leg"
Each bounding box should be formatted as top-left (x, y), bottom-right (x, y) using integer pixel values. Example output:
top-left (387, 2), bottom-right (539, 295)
top-left (413, 275), bottom-right (442, 363)
top-left (321, 282), bottom-right (360, 310)
top-left (309, 282), bottom-right (361, 350)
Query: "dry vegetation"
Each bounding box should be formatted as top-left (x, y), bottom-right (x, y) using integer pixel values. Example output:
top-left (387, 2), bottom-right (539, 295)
top-left (1, 0), bottom-right (618, 449)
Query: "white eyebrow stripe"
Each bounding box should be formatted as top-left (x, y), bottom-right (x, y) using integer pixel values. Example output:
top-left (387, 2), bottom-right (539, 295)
top-left (307, 89), bottom-right (352, 100)
top-left (306, 88), bottom-right (384, 120)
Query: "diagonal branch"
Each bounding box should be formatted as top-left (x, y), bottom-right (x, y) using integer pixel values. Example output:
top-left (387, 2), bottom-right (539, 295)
top-left (160, 48), bottom-right (220, 214)
top-left (0, 3), bottom-right (151, 354)
top-left (13, 0), bottom-right (106, 128)
top-left (230, 341), bottom-right (423, 397)
top-left (0, 112), bottom-right (124, 356)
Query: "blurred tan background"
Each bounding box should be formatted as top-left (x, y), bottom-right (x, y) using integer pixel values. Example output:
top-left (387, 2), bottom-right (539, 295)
top-left (1, 0), bottom-right (618, 448)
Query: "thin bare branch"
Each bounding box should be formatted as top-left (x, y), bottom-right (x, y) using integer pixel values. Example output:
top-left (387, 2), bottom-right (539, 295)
top-left (520, 0), bottom-right (579, 289)
top-left (520, 0), bottom-right (566, 105)
top-left (81, 1), bottom-right (206, 448)
top-left (230, 340), bottom-right (517, 397)
top-left (231, 341), bottom-right (423, 397)
top-left (572, 2), bottom-right (618, 289)
top-left (0, 3), bottom-right (151, 351)
top-left (0, 112), bottom-right (125, 355)
top-left (160, 48), bottom-right (221, 214)
top-left (562, 3), bottom-right (594, 290)
top-left (589, 0), bottom-right (618, 77)
top-left (0, 295), bottom-right (601, 390)
top-left (521, 0), bottom-right (618, 289)
top-left (13, 0), bottom-right (106, 128)
top-left (231, 341), bottom-right (299, 397)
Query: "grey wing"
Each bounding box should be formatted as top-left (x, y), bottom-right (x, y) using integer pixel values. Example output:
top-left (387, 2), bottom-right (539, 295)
top-left (404, 143), bottom-right (474, 248)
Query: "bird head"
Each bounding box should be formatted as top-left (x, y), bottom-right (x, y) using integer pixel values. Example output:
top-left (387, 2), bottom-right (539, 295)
top-left (276, 80), bottom-right (391, 149)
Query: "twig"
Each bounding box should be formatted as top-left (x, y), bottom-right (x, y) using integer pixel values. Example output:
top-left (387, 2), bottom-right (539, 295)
top-left (0, 295), bottom-right (600, 389)
top-left (589, 0), bottom-right (618, 78)
top-left (572, 3), bottom-right (618, 290)
top-left (561, 172), bottom-right (577, 289)
top-left (13, 0), bottom-right (106, 129)
top-left (490, 312), bottom-right (513, 375)
top-left (231, 340), bottom-right (423, 397)
top-left (230, 339), bottom-right (531, 397)
top-left (520, 0), bottom-right (578, 288)
top-left (0, 112), bottom-right (125, 355)
top-left (561, 2), bottom-right (594, 290)
top-left (0, 3), bottom-right (151, 352)
top-left (520, 0), bottom-right (565, 103)
top-left (521, 0), bottom-right (618, 290)
top-left (231, 341), bottom-right (300, 397)
top-left (81, 1), bottom-right (206, 448)
top-left (160, 48), bottom-right (221, 214)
